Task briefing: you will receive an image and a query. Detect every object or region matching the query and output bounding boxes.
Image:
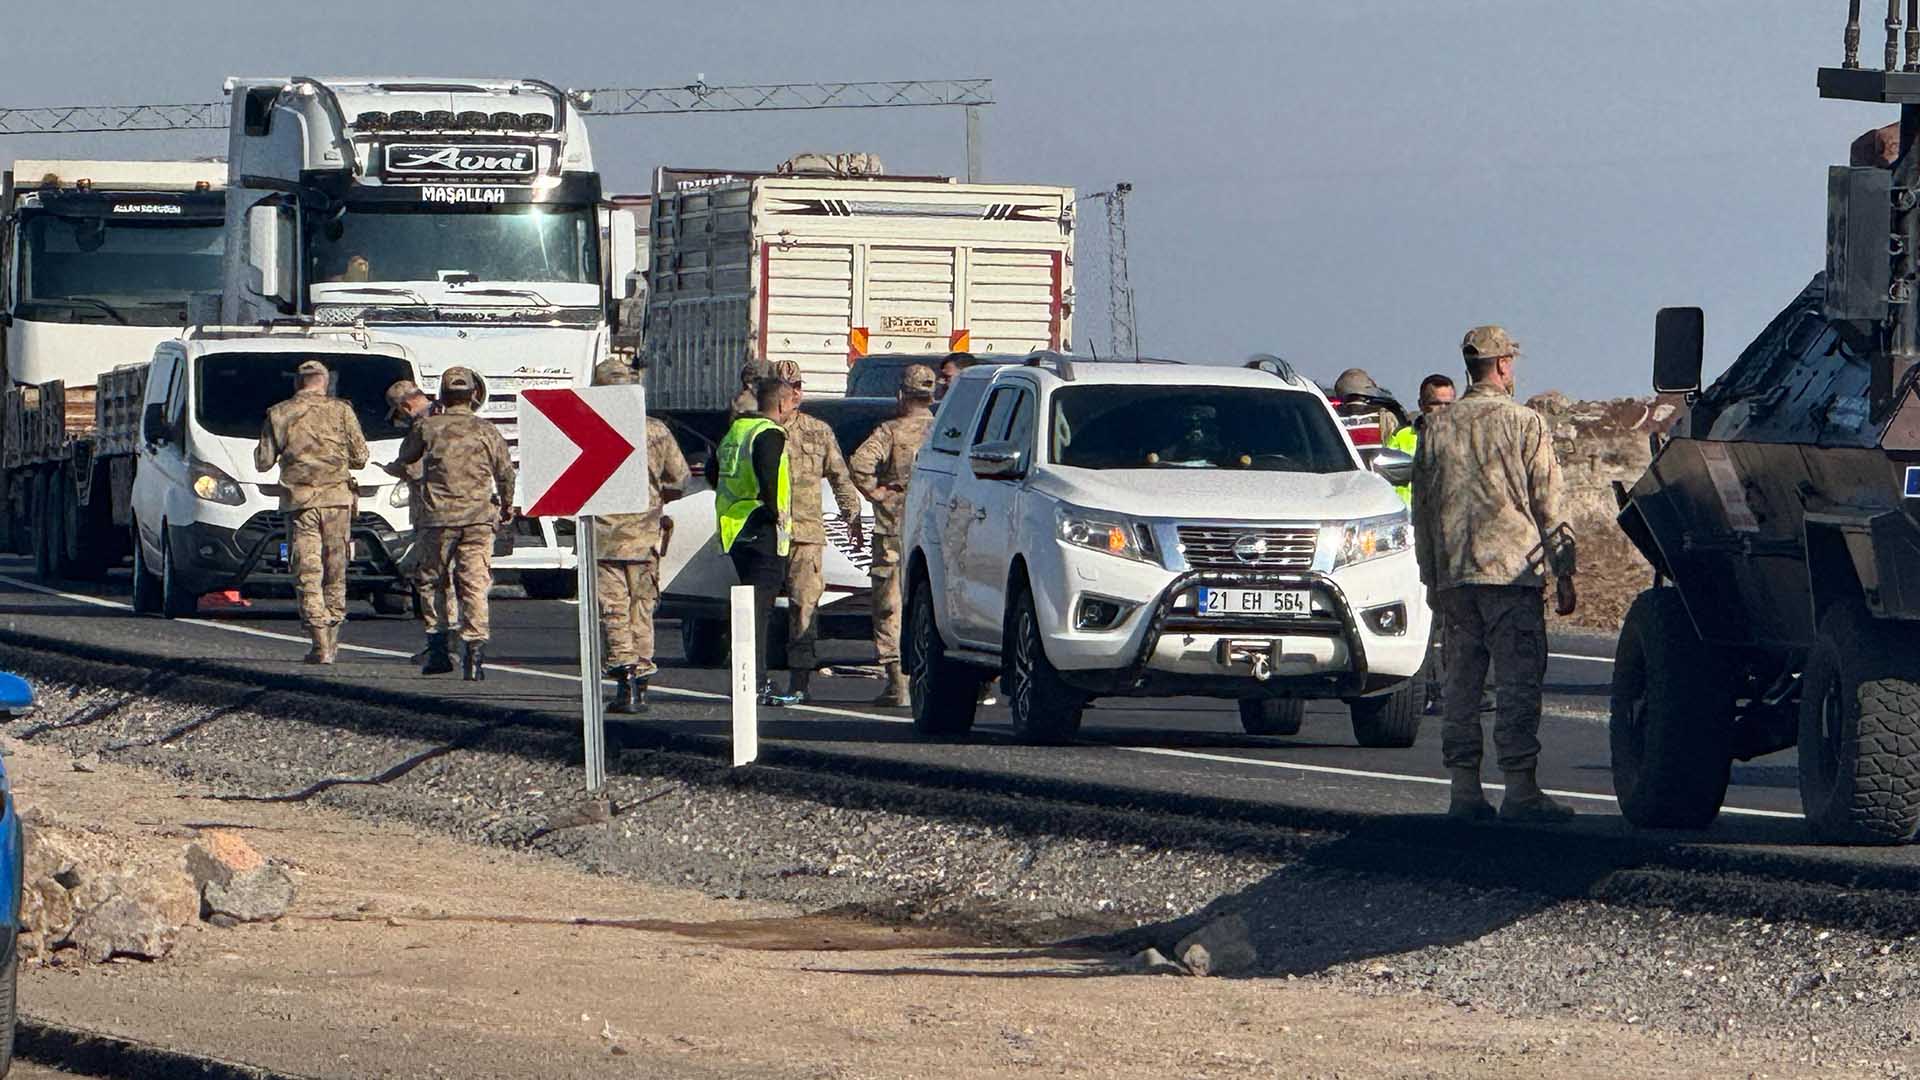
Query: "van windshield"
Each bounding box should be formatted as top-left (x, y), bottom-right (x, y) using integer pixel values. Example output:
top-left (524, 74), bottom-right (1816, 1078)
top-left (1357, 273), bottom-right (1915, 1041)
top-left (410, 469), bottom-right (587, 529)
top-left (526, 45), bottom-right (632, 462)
top-left (195, 353), bottom-right (413, 442)
top-left (1049, 385), bottom-right (1354, 473)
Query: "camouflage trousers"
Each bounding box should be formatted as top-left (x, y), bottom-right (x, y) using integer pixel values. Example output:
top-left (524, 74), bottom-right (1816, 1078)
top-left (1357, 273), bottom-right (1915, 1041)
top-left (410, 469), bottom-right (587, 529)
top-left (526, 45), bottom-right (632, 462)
top-left (415, 550), bottom-right (456, 633)
top-left (598, 559), bottom-right (662, 676)
top-left (869, 533), bottom-right (902, 666)
top-left (419, 524), bottom-right (494, 643)
top-left (289, 506), bottom-right (350, 630)
top-left (1435, 585), bottom-right (1547, 773)
top-left (784, 541), bottom-right (826, 670)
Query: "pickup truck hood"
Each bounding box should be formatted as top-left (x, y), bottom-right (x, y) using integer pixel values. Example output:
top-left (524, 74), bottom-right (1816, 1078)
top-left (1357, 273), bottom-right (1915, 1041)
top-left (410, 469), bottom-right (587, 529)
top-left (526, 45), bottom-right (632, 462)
top-left (1032, 466), bottom-right (1404, 523)
top-left (201, 434), bottom-right (409, 491)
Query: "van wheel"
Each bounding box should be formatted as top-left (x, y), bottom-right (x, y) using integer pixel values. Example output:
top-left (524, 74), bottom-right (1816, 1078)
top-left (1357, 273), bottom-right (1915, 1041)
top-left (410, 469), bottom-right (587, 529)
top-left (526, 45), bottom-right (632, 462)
top-left (159, 530), bottom-right (197, 618)
top-left (1005, 587), bottom-right (1083, 744)
top-left (1610, 588), bottom-right (1734, 829)
top-left (680, 616), bottom-right (727, 667)
top-left (1350, 681), bottom-right (1420, 748)
top-left (130, 521), bottom-right (162, 615)
top-left (1799, 603), bottom-right (1920, 843)
top-left (1239, 699), bottom-right (1305, 736)
top-left (370, 589), bottom-right (410, 616)
top-left (519, 570), bottom-right (577, 601)
top-left (907, 576), bottom-right (981, 737)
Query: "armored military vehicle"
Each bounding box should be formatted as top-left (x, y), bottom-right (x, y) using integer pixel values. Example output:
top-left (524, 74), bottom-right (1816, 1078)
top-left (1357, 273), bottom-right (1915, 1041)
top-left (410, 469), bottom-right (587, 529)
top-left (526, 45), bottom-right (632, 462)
top-left (1611, 3), bottom-right (1920, 842)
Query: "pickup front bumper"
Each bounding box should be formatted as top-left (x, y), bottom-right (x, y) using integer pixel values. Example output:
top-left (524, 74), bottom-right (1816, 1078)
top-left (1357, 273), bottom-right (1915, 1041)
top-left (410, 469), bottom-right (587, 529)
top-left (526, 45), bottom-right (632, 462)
top-left (168, 513), bottom-right (413, 599)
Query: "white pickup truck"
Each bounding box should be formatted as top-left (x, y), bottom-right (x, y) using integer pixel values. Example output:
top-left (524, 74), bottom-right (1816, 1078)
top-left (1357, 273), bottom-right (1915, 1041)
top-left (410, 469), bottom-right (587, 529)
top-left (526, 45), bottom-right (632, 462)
top-left (898, 355), bottom-right (1431, 745)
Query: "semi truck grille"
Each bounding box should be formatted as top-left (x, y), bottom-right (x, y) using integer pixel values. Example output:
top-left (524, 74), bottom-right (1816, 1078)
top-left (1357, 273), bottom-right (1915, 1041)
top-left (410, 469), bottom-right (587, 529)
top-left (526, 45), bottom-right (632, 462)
top-left (1176, 525), bottom-right (1317, 570)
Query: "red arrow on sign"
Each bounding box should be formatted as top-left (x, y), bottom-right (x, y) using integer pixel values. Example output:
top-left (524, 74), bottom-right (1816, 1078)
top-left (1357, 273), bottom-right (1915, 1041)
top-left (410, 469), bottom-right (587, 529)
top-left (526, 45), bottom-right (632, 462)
top-left (521, 389), bottom-right (635, 517)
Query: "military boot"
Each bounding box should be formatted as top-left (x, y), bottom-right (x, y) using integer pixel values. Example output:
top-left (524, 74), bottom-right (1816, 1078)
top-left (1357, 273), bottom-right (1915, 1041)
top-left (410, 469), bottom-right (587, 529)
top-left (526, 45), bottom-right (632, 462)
top-left (606, 666), bottom-right (639, 714)
top-left (303, 626), bottom-right (329, 665)
top-left (420, 633), bottom-right (455, 676)
top-left (463, 641), bottom-right (487, 682)
top-left (628, 671), bottom-right (651, 714)
top-left (1446, 766), bottom-right (1496, 822)
top-left (870, 662), bottom-right (909, 707)
top-left (322, 623), bottom-right (341, 665)
top-left (1498, 769), bottom-right (1576, 823)
top-left (787, 668), bottom-right (812, 705)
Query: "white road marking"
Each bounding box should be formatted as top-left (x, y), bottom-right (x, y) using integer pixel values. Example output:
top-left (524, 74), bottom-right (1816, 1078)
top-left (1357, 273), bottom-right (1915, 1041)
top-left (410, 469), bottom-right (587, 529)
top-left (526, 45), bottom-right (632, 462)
top-left (0, 570), bottom-right (1799, 820)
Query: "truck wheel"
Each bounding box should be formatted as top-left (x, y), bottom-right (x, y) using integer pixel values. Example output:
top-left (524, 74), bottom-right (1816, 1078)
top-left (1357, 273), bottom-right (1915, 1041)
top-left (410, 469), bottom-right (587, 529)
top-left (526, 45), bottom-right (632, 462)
top-left (906, 576), bottom-right (981, 737)
top-left (1349, 681), bottom-right (1420, 748)
top-left (1610, 588), bottom-right (1734, 829)
top-left (130, 521), bottom-right (162, 615)
top-left (159, 531), bottom-right (197, 619)
top-left (32, 472), bottom-right (64, 582)
top-left (519, 571), bottom-right (577, 601)
top-left (680, 616), bottom-right (728, 667)
top-left (1798, 604), bottom-right (1920, 843)
top-left (1005, 586), bottom-right (1084, 744)
top-left (0, 472), bottom-right (18, 556)
top-left (1239, 699), bottom-right (1305, 736)
top-left (58, 465), bottom-right (112, 582)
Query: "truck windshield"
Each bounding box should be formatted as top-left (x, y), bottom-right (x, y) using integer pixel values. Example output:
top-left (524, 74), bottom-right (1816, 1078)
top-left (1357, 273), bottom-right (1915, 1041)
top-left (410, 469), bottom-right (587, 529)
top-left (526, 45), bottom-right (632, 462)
top-left (308, 204), bottom-right (598, 290)
top-left (1049, 385), bottom-right (1354, 473)
top-left (195, 352), bottom-right (413, 443)
top-left (15, 214), bottom-right (223, 326)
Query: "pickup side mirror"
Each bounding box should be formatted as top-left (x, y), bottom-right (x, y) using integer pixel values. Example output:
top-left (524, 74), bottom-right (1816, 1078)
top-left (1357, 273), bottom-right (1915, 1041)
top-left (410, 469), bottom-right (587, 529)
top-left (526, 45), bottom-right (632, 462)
top-left (1371, 447), bottom-right (1414, 487)
top-left (1653, 306), bottom-right (1704, 395)
top-left (969, 440), bottom-right (1026, 480)
top-left (141, 402), bottom-right (169, 446)
top-left (246, 202), bottom-right (292, 308)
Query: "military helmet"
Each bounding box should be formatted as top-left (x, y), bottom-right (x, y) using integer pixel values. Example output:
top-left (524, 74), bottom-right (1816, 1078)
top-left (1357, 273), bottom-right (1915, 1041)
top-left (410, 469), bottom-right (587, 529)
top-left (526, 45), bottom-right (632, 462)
top-left (1333, 368), bottom-right (1385, 399)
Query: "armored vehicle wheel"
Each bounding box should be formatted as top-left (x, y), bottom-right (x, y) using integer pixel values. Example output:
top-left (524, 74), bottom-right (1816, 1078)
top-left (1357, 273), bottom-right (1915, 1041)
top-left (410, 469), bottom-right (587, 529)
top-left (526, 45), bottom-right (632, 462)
top-left (1610, 588), bottom-right (1735, 830)
top-left (906, 576), bottom-right (981, 737)
top-left (1005, 586), bottom-right (1084, 745)
top-left (1350, 681), bottom-right (1420, 748)
top-left (1798, 604), bottom-right (1920, 844)
top-left (1239, 699), bottom-right (1305, 736)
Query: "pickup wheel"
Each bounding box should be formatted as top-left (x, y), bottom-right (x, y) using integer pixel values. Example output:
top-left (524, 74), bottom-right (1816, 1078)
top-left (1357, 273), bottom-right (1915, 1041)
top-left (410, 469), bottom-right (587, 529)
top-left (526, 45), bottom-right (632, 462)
top-left (159, 530), bottom-right (197, 619)
top-left (1610, 587), bottom-right (1734, 829)
top-left (130, 521), bottom-right (162, 615)
top-left (1239, 699), bottom-right (1305, 736)
top-left (1005, 587), bottom-right (1084, 745)
top-left (1349, 681), bottom-right (1420, 748)
top-left (1798, 603), bottom-right (1920, 844)
top-left (906, 576), bottom-right (981, 737)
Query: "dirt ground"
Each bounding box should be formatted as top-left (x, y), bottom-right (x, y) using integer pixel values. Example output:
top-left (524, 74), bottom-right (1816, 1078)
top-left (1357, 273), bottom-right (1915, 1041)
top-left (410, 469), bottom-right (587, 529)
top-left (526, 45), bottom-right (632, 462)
top-left (5, 741), bottom-right (1888, 1080)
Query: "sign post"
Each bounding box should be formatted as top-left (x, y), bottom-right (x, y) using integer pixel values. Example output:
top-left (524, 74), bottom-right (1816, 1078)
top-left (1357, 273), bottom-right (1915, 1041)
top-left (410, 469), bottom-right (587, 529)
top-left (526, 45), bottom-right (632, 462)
top-left (517, 384), bottom-right (651, 793)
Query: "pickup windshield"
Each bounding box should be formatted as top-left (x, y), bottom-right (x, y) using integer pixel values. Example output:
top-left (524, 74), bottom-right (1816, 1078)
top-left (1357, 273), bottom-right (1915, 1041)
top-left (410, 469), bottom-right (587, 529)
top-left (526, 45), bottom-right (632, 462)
top-left (14, 213), bottom-right (223, 326)
top-left (1049, 385), bottom-right (1354, 473)
top-left (308, 204), bottom-right (598, 290)
top-left (195, 353), bottom-right (413, 443)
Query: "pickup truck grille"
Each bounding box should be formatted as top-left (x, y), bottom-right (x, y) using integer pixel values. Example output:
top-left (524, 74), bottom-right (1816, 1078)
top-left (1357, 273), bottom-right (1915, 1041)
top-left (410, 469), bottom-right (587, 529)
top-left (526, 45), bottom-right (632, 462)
top-left (1176, 525), bottom-right (1317, 570)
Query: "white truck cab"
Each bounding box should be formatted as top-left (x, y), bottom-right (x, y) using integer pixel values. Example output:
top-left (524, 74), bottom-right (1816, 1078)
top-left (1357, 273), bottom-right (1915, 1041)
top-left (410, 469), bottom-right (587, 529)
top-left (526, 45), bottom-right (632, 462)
top-left (899, 354), bottom-right (1431, 744)
top-left (130, 327), bottom-right (418, 617)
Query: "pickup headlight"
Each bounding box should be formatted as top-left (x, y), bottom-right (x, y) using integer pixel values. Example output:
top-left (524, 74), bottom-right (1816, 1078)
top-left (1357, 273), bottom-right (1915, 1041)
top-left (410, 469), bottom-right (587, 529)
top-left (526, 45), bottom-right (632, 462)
top-left (388, 483), bottom-right (410, 508)
top-left (1056, 505), bottom-right (1153, 564)
top-left (1325, 510), bottom-right (1412, 569)
top-left (190, 459), bottom-right (246, 506)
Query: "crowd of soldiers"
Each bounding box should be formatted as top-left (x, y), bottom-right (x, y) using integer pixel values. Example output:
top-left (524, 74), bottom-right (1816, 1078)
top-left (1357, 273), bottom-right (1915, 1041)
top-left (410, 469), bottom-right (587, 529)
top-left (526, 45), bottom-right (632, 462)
top-left (254, 326), bottom-right (1580, 823)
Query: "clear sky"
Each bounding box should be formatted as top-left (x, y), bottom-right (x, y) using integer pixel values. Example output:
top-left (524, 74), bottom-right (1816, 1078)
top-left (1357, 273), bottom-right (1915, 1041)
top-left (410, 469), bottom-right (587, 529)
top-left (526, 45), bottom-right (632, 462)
top-left (0, 0), bottom-right (1892, 399)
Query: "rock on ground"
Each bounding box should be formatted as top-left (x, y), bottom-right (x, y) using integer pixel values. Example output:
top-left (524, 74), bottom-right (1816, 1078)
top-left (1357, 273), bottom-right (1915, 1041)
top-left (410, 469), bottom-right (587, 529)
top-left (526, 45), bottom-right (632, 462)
top-left (67, 895), bottom-right (177, 963)
top-left (1175, 913), bottom-right (1258, 977)
top-left (203, 864), bottom-right (296, 924)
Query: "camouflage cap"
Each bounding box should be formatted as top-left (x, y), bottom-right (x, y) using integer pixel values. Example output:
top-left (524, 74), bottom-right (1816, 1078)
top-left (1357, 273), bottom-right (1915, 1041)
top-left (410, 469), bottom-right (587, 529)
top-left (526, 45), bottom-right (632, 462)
top-left (385, 379), bottom-right (423, 420)
top-left (769, 360), bottom-right (804, 385)
top-left (1461, 325), bottom-right (1520, 362)
top-left (740, 358), bottom-right (773, 385)
top-left (439, 366), bottom-right (479, 394)
top-left (295, 358), bottom-right (329, 377)
top-left (1332, 368), bottom-right (1384, 398)
top-left (899, 364), bottom-right (936, 398)
top-left (592, 358), bottom-right (638, 386)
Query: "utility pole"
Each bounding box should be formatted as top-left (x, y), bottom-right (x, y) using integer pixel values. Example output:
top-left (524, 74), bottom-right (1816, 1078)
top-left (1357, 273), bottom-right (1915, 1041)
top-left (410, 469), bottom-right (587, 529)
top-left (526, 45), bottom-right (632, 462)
top-left (1084, 183), bottom-right (1138, 361)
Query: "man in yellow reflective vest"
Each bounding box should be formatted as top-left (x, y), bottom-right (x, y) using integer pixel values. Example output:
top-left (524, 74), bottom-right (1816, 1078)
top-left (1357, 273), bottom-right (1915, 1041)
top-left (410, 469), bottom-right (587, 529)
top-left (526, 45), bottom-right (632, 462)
top-left (710, 375), bottom-right (799, 706)
top-left (1389, 373), bottom-right (1460, 715)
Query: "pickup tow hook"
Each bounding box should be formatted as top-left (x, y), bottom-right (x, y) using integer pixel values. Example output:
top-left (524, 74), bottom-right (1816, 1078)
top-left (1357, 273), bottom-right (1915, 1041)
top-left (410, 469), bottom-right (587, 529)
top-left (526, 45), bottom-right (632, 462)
top-left (1214, 639), bottom-right (1283, 682)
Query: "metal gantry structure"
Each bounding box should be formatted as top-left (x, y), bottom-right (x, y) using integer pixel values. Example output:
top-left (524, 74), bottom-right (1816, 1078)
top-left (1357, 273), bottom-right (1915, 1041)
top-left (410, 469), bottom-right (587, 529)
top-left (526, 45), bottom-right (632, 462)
top-left (0, 77), bottom-right (996, 181)
top-left (1084, 183), bottom-right (1139, 361)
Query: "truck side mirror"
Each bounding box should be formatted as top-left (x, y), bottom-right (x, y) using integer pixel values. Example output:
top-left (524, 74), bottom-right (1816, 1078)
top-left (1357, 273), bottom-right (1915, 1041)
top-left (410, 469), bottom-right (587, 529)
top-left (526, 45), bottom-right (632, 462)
top-left (142, 402), bottom-right (169, 446)
top-left (1653, 307), bottom-right (1704, 395)
top-left (607, 209), bottom-right (639, 299)
top-left (246, 202), bottom-right (291, 308)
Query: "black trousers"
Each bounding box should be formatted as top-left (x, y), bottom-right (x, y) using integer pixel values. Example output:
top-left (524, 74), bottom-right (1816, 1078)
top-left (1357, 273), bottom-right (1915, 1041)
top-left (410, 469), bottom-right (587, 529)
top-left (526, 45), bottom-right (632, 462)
top-left (728, 542), bottom-right (789, 685)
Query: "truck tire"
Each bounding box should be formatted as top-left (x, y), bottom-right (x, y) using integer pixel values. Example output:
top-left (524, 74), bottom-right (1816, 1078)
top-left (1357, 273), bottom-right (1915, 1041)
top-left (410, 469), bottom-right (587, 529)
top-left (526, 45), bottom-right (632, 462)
top-left (1798, 604), bottom-right (1920, 844)
top-left (906, 576), bottom-right (981, 737)
top-left (519, 570), bottom-right (577, 601)
top-left (1349, 681), bottom-right (1420, 748)
top-left (159, 531), bottom-right (197, 619)
top-left (59, 464), bottom-right (114, 582)
top-left (0, 472), bottom-right (19, 556)
top-left (680, 616), bottom-right (727, 667)
top-left (1239, 699), bottom-right (1305, 736)
top-left (1005, 586), bottom-right (1084, 745)
top-left (130, 521), bottom-right (162, 615)
top-left (34, 471), bottom-right (65, 582)
top-left (1610, 587), bottom-right (1734, 829)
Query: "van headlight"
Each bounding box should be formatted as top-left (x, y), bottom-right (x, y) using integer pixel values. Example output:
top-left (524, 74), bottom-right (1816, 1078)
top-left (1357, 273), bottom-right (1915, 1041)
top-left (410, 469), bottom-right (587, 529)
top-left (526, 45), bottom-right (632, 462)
top-left (388, 483), bottom-right (410, 508)
top-left (190, 459), bottom-right (246, 506)
top-left (1056, 505), bottom-right (1153, 564)
top-left (1325, 510), bottom-right (1412, 569)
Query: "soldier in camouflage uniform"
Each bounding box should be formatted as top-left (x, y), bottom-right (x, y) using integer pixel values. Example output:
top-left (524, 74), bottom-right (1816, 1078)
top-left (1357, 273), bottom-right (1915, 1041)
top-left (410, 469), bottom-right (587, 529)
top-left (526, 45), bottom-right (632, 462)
top-left (849, 364), bottom-right (937, 706)
top-left (393, 366), bottom-right (516, 681)
top-left (254, 358), bottom-right (369, 665)
top-left (591, 358), bottom-right (691, 713)
top-left (770, 360), bottom-right (865, 702)
top-left (731, 358), bottom-right (774, 418)
top-left (1412, 325), bottom-right (1578, 824)
top-left (383, 379), bottom-right (452, 657)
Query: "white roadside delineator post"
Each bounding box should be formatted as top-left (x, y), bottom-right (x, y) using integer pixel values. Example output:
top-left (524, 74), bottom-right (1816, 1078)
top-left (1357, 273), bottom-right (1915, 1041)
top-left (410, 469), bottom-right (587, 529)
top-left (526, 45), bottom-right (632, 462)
top-left (577, 515), bottom-right (606, 792)
top-left (730, 584), bottom-right (758, 767)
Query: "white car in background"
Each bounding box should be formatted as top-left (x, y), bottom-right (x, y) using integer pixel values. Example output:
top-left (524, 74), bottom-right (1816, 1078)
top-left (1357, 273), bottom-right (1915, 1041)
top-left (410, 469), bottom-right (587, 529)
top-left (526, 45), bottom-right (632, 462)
top-left (898, 354), bottom-right (1431, 744)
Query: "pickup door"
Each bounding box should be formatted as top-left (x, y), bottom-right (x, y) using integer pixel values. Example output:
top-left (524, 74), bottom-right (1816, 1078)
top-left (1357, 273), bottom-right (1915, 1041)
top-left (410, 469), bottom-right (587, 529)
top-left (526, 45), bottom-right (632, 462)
top-left (950, 380), bottom-right (1038, 647)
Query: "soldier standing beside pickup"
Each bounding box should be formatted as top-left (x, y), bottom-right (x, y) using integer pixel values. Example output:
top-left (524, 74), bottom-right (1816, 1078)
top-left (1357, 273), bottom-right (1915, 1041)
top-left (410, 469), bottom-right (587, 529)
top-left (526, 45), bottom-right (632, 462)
top-left (1411, 326), bottom-right (1578, 823)
top-left (255, 358), bottom-right (368, 665)
top-left (711, 377), bottom-right (798, 706)
top-left (592, 358), bottom-right (690, 714)
top-left (770, 360), bottom-right (865, 703)
top-left (383, 379), bottom-right (450, 660)
top-left (849, 365), bottom-right (937, 706)
top-left (392, 366), bottom-right (516, 681)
